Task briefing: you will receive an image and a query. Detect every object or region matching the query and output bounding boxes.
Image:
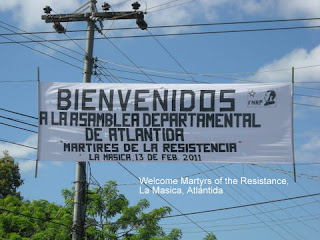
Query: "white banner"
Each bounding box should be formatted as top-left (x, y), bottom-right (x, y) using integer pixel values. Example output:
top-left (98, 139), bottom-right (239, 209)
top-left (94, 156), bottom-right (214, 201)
top-left (38, 82), bottom-right (293, 163)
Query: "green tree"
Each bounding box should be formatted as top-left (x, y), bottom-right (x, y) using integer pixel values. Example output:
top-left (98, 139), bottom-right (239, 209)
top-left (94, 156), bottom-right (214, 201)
top-left (0, 195), bottom-right (72, 240)
top-left (0, 157), bottom-right (216, 240)
top-left (63, 181), bottom-right (183, 240)
top-left (0, 181), bottom-right (183, 240)
top-left (0, 151), bottom-right (24, 199)
top-left (204, 233), bottom-right (217, 240)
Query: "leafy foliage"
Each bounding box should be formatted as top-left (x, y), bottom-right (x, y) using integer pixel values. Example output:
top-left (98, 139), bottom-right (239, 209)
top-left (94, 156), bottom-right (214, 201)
top-left (0, 151), bottom-right (24, 199)
top-left (63, 180), bottom-right (183, 240)
top-left (0, 153), bottom-right (216, 239)
top-left (204, 233), bottom-right (217, 240)
top-left (0, 195), bottom-right (72, 240)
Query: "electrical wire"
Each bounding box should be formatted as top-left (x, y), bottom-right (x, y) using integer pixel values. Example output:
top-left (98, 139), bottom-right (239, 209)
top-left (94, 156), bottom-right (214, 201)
top-left (297, 163), bottom-right (320, 165)
top-left (117, 162), bottom-right (210, 234)
top-left (0, 115), bottom-right (38, 128)
top-left (0, 121), bottom-right (37, 134)
top-left (96, 72), bottom-right (154, 83)
top-left (0, 20), bottom-right (84, 57)
top-left (146, 17), bottom-right (320, 29)
top-left (193, 163), bottom-right (290, 240)
top-left (249, 164), bottom-right (320, 232)
top-left (146, 0), bottom-right (184, 11)
top-left (95, 61), bottom-right (123, 83)
top-left (294, 102), bottom-right (320, 108)
top-left (99, 65), bottom-right (203, 83)
top-left (225, 164), bottom-right (317, 234)
top-left (146, 29), bottom-right (199, 83)
top-left (0, 80), bottom-right (37, 83)
top-left (97, 31), bottom-right (157, 83)
top-left (0, 35), bottom-right (83, 70)
top-left (163, 192), bottom-right (320, 218)
top-left (117, 164), bottom-right (232, 186)
top-left (295, 86), bottom-right (320, 91)
top-left (2, 25), bottom-right (320, 44)
top-left (0, 107), bottom-right (38, 119)
top-left (295, 93), bottom-right (320, 99)
top-left (162, 213), bottom-right (320, 230)
top-left (160, 200), bottom-right (319, 226)
top-left (64, 32), bottom-right (86, 54)
top-left (97, 58), bottom-right (259, 83)
top-left (180, 216), bottom-right (320, 234)
top-left (14, 157), bottom-right (36, 161)
top-left (147, 0), bottom-right (196, 13)
top-left (251, 164), bottom-right (320, 181)
top-left (2, 17), bottom-right (320, 36)
top-left (0, 138), bottom-right (37, 150)
top-left (0, 207), bottom-right (70, 228)
top-left (96, 58), bottom-right (320, 80)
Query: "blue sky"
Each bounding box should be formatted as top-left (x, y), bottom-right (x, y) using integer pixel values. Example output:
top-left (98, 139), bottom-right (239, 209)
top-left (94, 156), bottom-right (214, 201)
top-left (0, 0), bottom-right (320, 239)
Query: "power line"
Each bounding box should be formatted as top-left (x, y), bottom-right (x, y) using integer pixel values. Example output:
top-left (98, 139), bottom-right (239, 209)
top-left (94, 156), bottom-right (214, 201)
top-left (297, 163), bottom-right (320, 165)
top-left (64, 31), bottom-right (86, 54)
top-left (160, 200), bottom-right (319, 226)
top-left (2, 25), bottom-right (320, 44)
top-left (0, 20), bottom-right (84, 57)
top-left (95, 61), bottom-right (123, 83)
top-left (99, 65), bottom-right (205, 83)
top-left (0, 107), bottom-right (38, 119)
top-left (0, 35), bottom-right (83, 70)
top-left (96, 72), bottom-right (155, 83)
top-left (294, 102), bottom-right (320, 108)
top-left (295, 86), bottom-right (320, 91)
top-left (180, 216), bottom-right (320, 234)
top-left (148, 0), bottom-right (196, 13)
top-left (97, 59), bottom-right (260, 83)
top-left (0, 21), bottom-right (84, 62)
top-left (97, 58), bottom-right (320, 80)
top-left (195, 163), bottom-right (291, 239)
top-left (97, 32), bottom-right (157, 83)
top-left (0, 138), bottom-right (37, 150)
top-left (245, 164), bottom-right (318, 233)
top-left (216, 164), bottom-right (305, 237)
top-left (146, 0), bottom-right (187, 11)
top-left (146, 29), bottom-right (199, 83)
top-left (295, 93), bottom-right (320, 99)
top-left (14, 157), bottom-right (36, 161)
top-left (0, 115), bottom-right (38, 128)
top-left (116, 162), bottom-right (210, 234)
top-left (218, 164), bottom-right (305, 237)
top-left (0, 207), bottom-right (69, 228)
top-left (147, 17), bottom-right (320, 28)
top-left (0, 121), bottom-right (37, 134)
top-left (162, 213), bottom-right (320, 230)
top-left (163, 193), bottom-right (320, 219)
top-left (117, 164), bottom-right (232, 186)
top-left (251, 164), bottom-right (320, 181)
top-left (2, 17), bottom-right (320, 36)
top-left (0, 80), bottom-right (37, 83)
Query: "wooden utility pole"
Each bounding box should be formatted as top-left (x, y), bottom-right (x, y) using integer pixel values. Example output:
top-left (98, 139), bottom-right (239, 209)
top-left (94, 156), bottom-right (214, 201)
top-left (41, 1), bottom-right (147, 239)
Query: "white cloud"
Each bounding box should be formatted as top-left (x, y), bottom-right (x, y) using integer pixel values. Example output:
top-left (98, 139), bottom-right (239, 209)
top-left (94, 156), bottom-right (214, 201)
top-left (301, 136), bottom-right (320, 151)
top-left (0, 134), bottom-right (37, 159)
top-left (277, 0), bottom-right (320, 18)
top-left (18, 160), bottom-right (38, 173)
top-left (248, 44), bottom-right (320, 83)
top-left (296, 133), bottom-right (320, 164)
top-left (0, 0), bottom-right (84, 30)
top-left (2, 0), bottom-right (320, 32)
top-left (0, 134), bottom-right (39, 173)
top-left (228, 0), bottom-right (320, 18)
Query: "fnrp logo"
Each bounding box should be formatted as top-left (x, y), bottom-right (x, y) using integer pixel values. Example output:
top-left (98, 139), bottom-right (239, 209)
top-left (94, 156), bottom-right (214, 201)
top-left (264, 90), bottom-right (276, 106)
top-left (247, 89), bottom-right (277, 107)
